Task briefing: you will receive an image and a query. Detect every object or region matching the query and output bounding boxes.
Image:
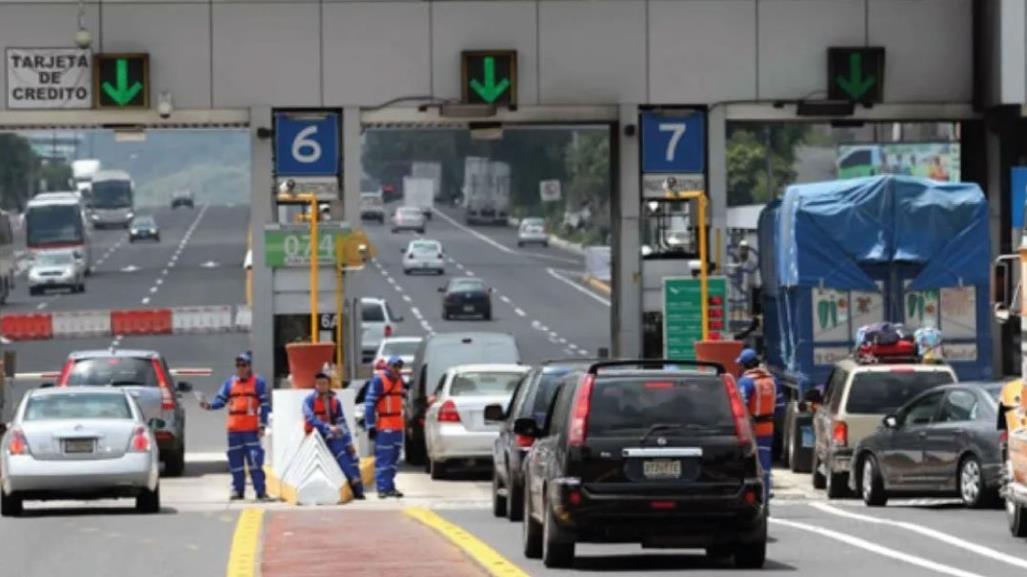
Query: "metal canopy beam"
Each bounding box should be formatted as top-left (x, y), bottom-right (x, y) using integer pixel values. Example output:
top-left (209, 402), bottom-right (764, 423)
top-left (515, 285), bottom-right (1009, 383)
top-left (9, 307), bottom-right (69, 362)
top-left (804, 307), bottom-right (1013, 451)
top-left (0, 109), bottom-right (249, 130)
top-left (360, 104), bottom-right (618, 129)
top-left (723, 102), bottom-right (979, 121)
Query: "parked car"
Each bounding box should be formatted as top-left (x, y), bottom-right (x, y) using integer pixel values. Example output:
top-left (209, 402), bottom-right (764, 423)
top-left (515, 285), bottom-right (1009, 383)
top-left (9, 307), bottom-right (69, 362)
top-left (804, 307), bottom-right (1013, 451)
top-left (425, 364), bottom-right (530, 480)
top-left (1, 386), bottom-right (161, 516)
top-left (488, 360), bottom-right (594, 521)
top-left (403, 239), bottom-right (445, 275)
top-left (404, 332), bottom-right (521, 466)
top-left (440, 277), bottom-right (493, 320)
top-left (850, 382), bottom-right (1005, 508)
top-left (171, 190), bottom-right (194, 209)
top-left (28, 250), bottom-right (85, 295)
top-left (519, 360), bottom-right (767, 568)
top-left (372, 336), bottom-right (422, 377)
top-left (517, 218), bottom-right (548, 247)
top-left (360, 297), bottom-right (403, 364)
top-left (128, 215), bottom-right (160, 243)
top-left (360, 192), bottom-right (385, 223)
top-left (808, 359), bottom-right (957, 498)
top-left (391, 206), bottom-right (426, 234)
top-left (53, 349), bottom-right (194, 477)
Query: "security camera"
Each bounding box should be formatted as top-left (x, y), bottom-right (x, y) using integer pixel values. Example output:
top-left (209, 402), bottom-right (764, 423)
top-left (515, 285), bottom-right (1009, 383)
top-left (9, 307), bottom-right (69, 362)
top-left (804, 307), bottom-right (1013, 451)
top-left (157, 92), bottom-right (173, 119)
top-left (74, 29), bottom-right (92, 50)
top-left (278, 179), bottom-right (296, 195)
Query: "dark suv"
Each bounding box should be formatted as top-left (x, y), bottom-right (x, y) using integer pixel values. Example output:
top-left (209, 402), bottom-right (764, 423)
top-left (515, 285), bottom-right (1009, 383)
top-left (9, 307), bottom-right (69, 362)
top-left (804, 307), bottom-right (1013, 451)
top-left (486, 360), bottom-right (593, 521)
top-left (518, 360), bottom-right (767, 569)
top-left (171, 190), bottom-right (194, 209)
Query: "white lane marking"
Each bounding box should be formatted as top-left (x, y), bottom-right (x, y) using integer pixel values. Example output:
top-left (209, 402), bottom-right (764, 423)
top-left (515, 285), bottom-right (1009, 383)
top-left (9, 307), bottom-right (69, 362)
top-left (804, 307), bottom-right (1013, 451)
top-left (568, 343), bottom-right (581, 352)
top-left (394, 285), bottom-right (403, 293)
top-left (579, 350), bottom-right (590, 357)
top-left (36, 302), bottom-right (47, 310)
top-left (456, 262), bottom-right (465, 270)
top-left (546, 267), bottom-right (611, 307)
top-left (410, 307), bottom-right (423, 320)
top-left (466, 270), bottom-right (475, 277)
top-left (564, 348), bottom-right (576, 356)
top-left (433, 209), bottom-right (517, 255)
top-left (514, 308), bottom-right (526, 317)
top-left (420, 320), bottom-right (433, 332)
top-left (539, 324), bottom-right (549, 332)
top-left (810, 502), bottom-right (1027, 570)
top-left (446, 257), bottom-right (455, 264)
top-left (149, 286), bottom-right (158, 294)
top-left (162, 268), bottom-right (168, 276)
top-left (155, 278), bottom-right (163, 286)
top-left (770, 518), bottom-right (986, 577)
top-left (558, 337), bottom-right (567, 344)
top-left (402, 295), bottom-right (412, 303)
top-left (499, 295), bottom-right (511, 304)
top-left (121, 265), bottom-right (139, 273)
top-left (141, 297), bottom-right (150, 305)
top-left (531, 320), bottom-right (543, 330)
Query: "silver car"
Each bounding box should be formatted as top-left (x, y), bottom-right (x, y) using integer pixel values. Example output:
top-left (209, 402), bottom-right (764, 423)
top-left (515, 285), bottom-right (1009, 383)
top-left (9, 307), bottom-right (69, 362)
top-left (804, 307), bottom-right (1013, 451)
top-left (28, 250), bottom-right (85, 295)
top-left (517, 218), bottom-right (549, 247)
top-left (425, 364), bottom-right (529, 480)
top-left (1, 386), bottom-right (161, 516)
top-left (391, 205), bottom-right (426, 234)
top-left (403, 239), bottom-right (445, 275)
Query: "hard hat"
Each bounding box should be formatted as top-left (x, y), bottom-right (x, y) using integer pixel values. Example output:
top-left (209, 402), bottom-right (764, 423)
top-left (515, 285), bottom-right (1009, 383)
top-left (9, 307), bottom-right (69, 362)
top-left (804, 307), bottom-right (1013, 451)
top-left (235, 351), bottom-right (253, 365)
top-left (313, 371), bottom-right (330, 381)
top-left (387, 356), bottom-right (404, 367)
top-left (736, 349), bottom-right (759, 366)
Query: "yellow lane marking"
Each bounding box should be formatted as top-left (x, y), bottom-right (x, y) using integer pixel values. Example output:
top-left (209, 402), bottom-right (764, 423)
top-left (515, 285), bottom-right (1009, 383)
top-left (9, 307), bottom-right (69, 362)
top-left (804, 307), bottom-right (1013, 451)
top-left (226, 508), bottom-right (264, 577)
top-left (404, 507), bottom-right (529, 577)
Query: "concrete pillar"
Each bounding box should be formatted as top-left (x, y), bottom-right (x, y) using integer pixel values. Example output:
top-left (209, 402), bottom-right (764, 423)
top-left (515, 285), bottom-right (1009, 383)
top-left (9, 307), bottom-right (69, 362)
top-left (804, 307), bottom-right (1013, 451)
top-left (707, 105), bottom-right (727, 269)
top-left (985, 125), bottom-right (1004, 377)
top-left (342, 107), bottom-right (361, 223)
top-left (250, 106), bottom-right (276, 385)
top-left (613, 104), bottom-right (642, 358)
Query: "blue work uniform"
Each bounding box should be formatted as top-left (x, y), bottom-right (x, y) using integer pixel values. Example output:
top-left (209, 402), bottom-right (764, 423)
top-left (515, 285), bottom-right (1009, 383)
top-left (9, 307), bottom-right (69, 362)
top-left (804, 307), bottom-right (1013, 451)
top-left (208, 374), bottom-right (270, 497)
top-left (737, 368), bottom-right (778, 502)
top-left (302, 391), bottom-right (364, 496)
top-left (364, 370), bottom-right (405, 494)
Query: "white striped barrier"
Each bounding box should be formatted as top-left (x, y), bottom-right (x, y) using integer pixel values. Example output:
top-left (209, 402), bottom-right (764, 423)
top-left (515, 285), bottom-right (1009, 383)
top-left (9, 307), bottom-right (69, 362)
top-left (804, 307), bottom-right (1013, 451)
top-left (51, 310), bottom-right (111, 338)
top-left (171, 305), bottom-right (234, 334)
top-left (1, 304), bottom-right (252, 341)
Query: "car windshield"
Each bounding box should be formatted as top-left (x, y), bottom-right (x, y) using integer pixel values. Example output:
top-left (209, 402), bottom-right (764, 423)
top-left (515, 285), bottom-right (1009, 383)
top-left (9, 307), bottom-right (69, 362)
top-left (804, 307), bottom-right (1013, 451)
top-left (398, 207), bottom-right (421, 217)
top-left (410, 242), bottom-right (440, 254)
top-left (449, 371), bottom-right (525, 397)
top-left (25, 393), bottom-right (133, 421)
top-left (35, 252), bottom-right (74, 266)
top-left (133, 217), bottom-right (155, 227)
top-left (450, 279), bottom-right (485, 292)
top-left (383, 340), bottom-right (420, 357)
top-left (26, 204), bottom-right (84, 246)
top-left (66, 357), bottom-right (159, 387)
top-left (522, 218), bottom-right (544, 228)
top-left (586, 376), bottom-right (736, 435)
top-left (845, 370), bottom-right (956, 414)
top-left (92, 180), bottom-right (132, 209)
top-left (520, 369), bottom-right (579, 423)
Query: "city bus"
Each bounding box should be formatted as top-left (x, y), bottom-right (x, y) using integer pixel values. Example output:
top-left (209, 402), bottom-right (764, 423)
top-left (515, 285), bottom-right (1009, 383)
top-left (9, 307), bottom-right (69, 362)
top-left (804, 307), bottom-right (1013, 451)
top-left (90, 169), bottom-right (135, 229)
top-left (0, 209), bottom-right (14, 304)
top-left (24, 192), bottom-right (91, 274)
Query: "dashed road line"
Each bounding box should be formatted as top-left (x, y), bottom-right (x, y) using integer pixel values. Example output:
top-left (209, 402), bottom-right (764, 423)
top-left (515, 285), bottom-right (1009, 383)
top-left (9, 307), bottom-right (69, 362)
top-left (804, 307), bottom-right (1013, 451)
top-left (514, 308), bottom-right (525, 317)
top-left (499, 295), bottom-right (511, 304)
top-left (402, 295), bottom-right (412, 303)
top-left (141, 297), bottom-right (150, 305)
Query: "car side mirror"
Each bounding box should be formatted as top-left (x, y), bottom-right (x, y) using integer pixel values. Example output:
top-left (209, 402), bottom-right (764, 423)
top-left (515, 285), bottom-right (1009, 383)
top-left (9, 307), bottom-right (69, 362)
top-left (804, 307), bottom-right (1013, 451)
top-left (148, 418), bottom-right (166, 430)
top-left (39, 382), bottom-right (54, 389)
top-left (437, 287), bottom-right (446, 293)
top-left (484, 404), bottom-right (506, 422)
top-left (513, 417), bottom-right (540, 438)
top-left (883, 414), bottom-right (900, 429)
top-left (393, 315), bottom-right (404, 322)
top-left (803, 388), bottom-right (823, 405)
top-left (176, 381), bottom-right (193, 393)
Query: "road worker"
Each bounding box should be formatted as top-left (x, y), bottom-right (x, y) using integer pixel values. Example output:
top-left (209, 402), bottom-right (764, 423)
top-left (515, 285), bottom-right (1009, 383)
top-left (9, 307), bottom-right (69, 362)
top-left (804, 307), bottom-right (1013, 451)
top-left (302, 372), bottom-right (365, 500)
top-left (736, 348), bottom-right (776, 502)
top-left (364, 356), bottom-right (406, 498)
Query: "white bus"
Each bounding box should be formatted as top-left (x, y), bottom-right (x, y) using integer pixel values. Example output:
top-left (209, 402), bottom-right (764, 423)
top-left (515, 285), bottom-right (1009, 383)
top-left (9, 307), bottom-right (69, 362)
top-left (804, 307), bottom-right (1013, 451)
top-left (24, 192), bottom-right (91, 274)
top-left (90, 170), bottom-right (135, 229)
top-left (0, 209), bottom-right (14, 305)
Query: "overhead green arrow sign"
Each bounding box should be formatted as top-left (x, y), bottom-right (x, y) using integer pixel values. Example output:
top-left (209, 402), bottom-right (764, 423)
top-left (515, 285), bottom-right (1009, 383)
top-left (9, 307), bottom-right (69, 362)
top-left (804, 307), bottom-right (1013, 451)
top-left (102, 59), bottom-right (142, 106)
top-left (835, 53), bottom-right (875, 100)
top-left (462, 50), bottom-right (517, 106)
top-left (470, 56), bottom-right (510, 104)
top-left (828, 47), bottom-right (884, 103)
top-left (94, 53), bottom-right (149, 109)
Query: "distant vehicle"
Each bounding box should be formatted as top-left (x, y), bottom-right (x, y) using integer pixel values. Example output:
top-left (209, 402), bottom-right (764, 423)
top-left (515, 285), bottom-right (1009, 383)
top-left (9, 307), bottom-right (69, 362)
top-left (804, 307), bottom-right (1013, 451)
top-left (403, 239), bottom-right (445, 275)
top-left (391, 206), bottom-right (426, 234)
top-left (129, 215), bottom-right (160, 243)
top-left (28, 250), bottom-right (84, 295)
top-left (360, 297), bottom-right (403, 365)
top-left (519, 360), bottom-right (767, 569)
top-left (0, 209), bottom-right (14, 305)
top-left (360, 192), bottom-right (385, 223)
top-left (440, 277), bottom-right (493, 320)
top-left (850, 382), bottom-right (1004, 509)
top-left (403, 177), bottom-right (435, 220)
top-left (54, 349), bottom-right (194, 477)
top-left (372, 336), bottom-right (422, 378)
top-left (464, 157), bottom-right (511, 225)
top-left (71, 159), bottom-right (101, 204)
top-left (517, 218), bottom-right (548, 247)
top-left (424, 364), bottom-right (530, 479)
top-left (836, 145), bottom-right (882, 179)
top-left (24, 192), bottom-right (91, 273)
top-left (404, 332), bottom-right (521, 465)
top-left (0, 386), bottom-right (161, 517)
top-left (806, 359), bottom-right (958, 498)
top-left (171, 190), bottom-right (194, 209)
top-left (488, 360), bottom-right (594, 520)
top-left (90, 170), bottom-right (135, 229)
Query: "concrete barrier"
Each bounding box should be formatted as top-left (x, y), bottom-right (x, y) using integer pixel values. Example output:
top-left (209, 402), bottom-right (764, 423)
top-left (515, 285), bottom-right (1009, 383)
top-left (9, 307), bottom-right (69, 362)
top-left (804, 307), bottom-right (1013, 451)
top-left (52, 310), bottom-right (111, 338)
top-left (172, 305), bottom-right (234, 333)
top-left (1, 304), bottom-right (252, 341)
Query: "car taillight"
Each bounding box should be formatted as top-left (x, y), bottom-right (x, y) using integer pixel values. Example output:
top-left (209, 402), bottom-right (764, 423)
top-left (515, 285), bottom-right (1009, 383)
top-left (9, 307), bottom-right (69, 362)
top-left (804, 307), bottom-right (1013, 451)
top-left (130, 426), bottom-right (151, 452)
top-left (723, 374), bottom-right (754, 448)
top-left (438, 400), bottom-right (461, 423)
top-left (832, 421), bottom-right (848, 447)
top-left (57, 358), bottom-right (75, 386)
top-left (515, 434), bottom-right (535, 448)
top-left (7, 429), bottom-right (28, 455)
top-left (568, 374), bottom-right (595, 447)
top-left (384, 325), bottom-right (393, 338)
top-left (151, 359), bottom-right (175, 410)
top-left (650, 500), bottom-right (676, 510)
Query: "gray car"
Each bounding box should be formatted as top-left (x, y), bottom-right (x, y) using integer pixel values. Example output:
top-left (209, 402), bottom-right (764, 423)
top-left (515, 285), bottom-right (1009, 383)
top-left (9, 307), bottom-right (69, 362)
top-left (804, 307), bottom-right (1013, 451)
top-left (53, 349), bottom-right (193, 477)
top-left (1, 386), bottom-right (161, 516)
top-left (848, 382), bottom-right (1005, 508)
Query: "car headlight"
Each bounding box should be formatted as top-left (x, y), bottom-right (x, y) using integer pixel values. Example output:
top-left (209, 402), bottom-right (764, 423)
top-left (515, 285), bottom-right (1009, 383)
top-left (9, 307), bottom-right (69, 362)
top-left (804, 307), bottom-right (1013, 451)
top-left (91, 214), bottom-right (100, 220)
top-left (127, 212), bottom-right (135, 219)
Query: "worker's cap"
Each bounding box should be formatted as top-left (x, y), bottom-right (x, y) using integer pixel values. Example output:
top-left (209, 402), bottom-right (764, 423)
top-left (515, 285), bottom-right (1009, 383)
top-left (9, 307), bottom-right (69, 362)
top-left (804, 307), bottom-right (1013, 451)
top-left (387, 356), bottom-right (404, 367)
top-left (736, 349), bottom-right (759, 365)
top-left (235, 351), bottom-right (253, 365)
top-left (313, 372), bottom-right (331, 381)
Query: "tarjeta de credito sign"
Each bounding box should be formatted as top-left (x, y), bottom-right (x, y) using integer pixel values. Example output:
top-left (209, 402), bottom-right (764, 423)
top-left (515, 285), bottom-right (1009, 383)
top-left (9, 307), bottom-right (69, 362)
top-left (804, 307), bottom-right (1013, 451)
top-left (6, 48), bottom-right (92, 109)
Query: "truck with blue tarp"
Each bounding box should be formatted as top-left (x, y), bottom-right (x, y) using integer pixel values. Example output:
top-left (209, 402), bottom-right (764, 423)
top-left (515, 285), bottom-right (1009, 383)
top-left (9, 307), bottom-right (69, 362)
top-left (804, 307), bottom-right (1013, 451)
top-left (757, 175), bottom-right (993, 471)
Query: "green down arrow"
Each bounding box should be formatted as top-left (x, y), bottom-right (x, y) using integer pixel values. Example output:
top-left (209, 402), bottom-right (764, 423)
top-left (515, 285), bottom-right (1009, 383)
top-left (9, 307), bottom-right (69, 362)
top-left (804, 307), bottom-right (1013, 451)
top-left (835, 52), bottom-right (876, 101)
top-left (469, 56), bottom-right (510, 103)
top-left (102, 59), bottom-right (143, 106)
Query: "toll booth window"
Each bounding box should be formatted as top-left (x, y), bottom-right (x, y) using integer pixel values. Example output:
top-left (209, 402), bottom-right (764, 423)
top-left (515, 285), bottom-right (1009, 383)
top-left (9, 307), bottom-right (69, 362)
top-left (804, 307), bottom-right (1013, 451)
top-left (642, 199), bottom-right (702, 260)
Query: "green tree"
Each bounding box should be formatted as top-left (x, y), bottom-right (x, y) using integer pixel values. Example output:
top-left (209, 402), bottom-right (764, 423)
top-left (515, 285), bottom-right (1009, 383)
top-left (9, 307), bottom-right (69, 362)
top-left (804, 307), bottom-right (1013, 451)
top-left (563, 130), bottom-right (612, 243)
top-left (726, 124), bottom-right (809, 206)
top-left (0, 133), bottom-right (36, 210)
top-left (37, 159), bottom-right (73, 193)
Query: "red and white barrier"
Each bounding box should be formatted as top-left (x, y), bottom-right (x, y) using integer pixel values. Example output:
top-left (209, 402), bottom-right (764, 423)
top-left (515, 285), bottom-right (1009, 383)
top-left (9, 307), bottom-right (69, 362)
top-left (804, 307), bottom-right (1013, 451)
top-left (0, 304), bottom-right (252, 341)
top-left (172, 306), bottom-right (234, 334)
top-left (52, 310), bottom-right (111, 338)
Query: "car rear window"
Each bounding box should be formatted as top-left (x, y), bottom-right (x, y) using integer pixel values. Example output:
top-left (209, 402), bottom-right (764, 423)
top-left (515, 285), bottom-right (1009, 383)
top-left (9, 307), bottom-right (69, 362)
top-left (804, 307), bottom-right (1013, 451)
top-left (362, 303), bottom-right (385, 322)
top-left (25, 393), bottom-right (132, 421)
top-left (450, 372), bottom-right (524, 397)
top-left (383, 340), bottom-right (420, 357)
top-left (451, 280), bottom-right (485, 292)
top-left (520, 370), bottom-right (575, 422)
top-left (67, 358), bottom-right (158, 387)
top-left (586, 376), bottom-right (735, 435)
top-left (845, 370), bottom-right (955, 414)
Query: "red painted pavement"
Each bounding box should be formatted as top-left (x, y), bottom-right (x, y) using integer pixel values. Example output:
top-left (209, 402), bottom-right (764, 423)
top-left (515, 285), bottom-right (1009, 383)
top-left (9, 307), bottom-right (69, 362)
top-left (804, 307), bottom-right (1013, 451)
top-left (261, 510), bottom-right (490, 577)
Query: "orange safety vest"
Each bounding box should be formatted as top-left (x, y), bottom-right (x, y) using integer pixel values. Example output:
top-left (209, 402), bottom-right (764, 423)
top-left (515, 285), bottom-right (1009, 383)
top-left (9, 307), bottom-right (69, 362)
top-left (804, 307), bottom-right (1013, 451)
top-left (305, 395), bottom-right (337, 435)
top-left (744, 368), bottom-right (776, 437)
top-left (227, 376), bottom-right (260, 432)
top-left (375, 371), bottom-right (405, 431)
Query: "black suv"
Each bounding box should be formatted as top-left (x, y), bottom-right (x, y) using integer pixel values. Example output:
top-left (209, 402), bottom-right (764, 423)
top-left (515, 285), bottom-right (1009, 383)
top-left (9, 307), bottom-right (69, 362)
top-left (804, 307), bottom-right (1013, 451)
top-left (518, 360), bottom-right (767, 569)
top-left (486, 360), bottom-right (593, 521)
top-left (171, 190), bottom-right (194, 209)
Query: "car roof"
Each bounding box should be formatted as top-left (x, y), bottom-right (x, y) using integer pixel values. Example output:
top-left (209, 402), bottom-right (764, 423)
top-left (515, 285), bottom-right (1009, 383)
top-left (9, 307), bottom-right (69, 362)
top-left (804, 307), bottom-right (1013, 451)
top-left (92, 169), bottom-right (132, 182)
top-left (450, 276), bottom-right (485, 284)
top-left (361, 297), bottom-right (386, 305)
top-left (382, 336), bottom-right (423, 343)
top-left (835, 359), bottom-right (954, 373)
top-left (448, 364), bottom-right (528, 374)
top-left (69, 349), bottom-right (161, 360)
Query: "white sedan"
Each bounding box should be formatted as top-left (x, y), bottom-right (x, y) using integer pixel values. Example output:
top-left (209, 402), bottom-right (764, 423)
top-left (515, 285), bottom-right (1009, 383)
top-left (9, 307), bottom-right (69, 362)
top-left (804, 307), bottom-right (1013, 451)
top-left (517, 217), bottom-right (548, 247)
top-left (402, 239), bottom-right (445, 275)
top-left (425, 364), bottom-right (530, 480)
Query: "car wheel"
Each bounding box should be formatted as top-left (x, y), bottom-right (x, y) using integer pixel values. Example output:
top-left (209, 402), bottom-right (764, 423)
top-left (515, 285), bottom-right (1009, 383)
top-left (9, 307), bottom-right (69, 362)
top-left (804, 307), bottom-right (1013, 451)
top-left (136, 484), bottom-right (161, 514)
top-left (0, 489), bottom-right (23, 517)
top-left (960, 454), bottom-right (993, 508)
top-left (28, 287), bottom-right (39, 296)
top-left (77, 282), bottom-right (86, 293)
top-left (517, 241), bottom-right (524, 247)
top-left (155, 235), bottom-right (160, 243)
top-left (429, 458), bottom-right (447, 481)
top-left (403, 433), bottom-right (426, 466)
top-left (522, 482), bottom-right (543, 559)
top-left (129, 237), bottom-right (135, 243)
top-left (1008, 494), bottom-right (1027, 537)
top-left (484, 308), bottom-right (492, 321)
top-left (861, 454), bottom-right (888, 507)
top-left (163, 445), bottom-right (186, 477)
top-left (491, 469), bottom-right (507, 518)
top-left (826, 466), bottom-right (849, 499)
top-left (418, 228), bottom-right (426, 234)
top-left (812, 452), bottom-right (826, 489)
top-left (734, 538), bottom-right (767, 569)
top-left (507, 476), bottom-right (524, 522)
top-left (542, 241), bottom-right (549, 247)
top-left (542, 500), bottom-right (575, 568)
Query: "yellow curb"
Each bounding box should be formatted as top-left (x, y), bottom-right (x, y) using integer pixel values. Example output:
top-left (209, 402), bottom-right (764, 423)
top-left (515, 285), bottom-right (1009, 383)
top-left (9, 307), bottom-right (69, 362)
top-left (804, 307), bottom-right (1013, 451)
top-left (404, 507), bottom-right (530, 577)
top-left (585, 275), bottom-right (611, 295)
top-left (225, 508), bottom-right (264, 577)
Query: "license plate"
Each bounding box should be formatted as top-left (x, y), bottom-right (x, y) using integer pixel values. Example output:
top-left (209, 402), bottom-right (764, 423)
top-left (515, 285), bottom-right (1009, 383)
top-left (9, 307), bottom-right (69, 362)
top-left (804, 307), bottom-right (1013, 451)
top-left (643, 459), bottom-right (682, 479)
top-left (64, 439), bottom-right (94, 454)
top-left (463, 305), bottom-right (475, 312)
top-left (801, 426), bottom-right (814, 448)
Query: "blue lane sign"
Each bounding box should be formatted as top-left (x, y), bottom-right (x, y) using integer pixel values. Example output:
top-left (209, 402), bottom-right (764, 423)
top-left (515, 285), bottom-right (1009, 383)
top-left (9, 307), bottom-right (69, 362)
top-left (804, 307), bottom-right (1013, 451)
top-left (641, 111), bottom-right (705, 174)
top-left (274, 112), bottom-right (340, 177)
top-left (1013, 166), bottom-right (1027, 229)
